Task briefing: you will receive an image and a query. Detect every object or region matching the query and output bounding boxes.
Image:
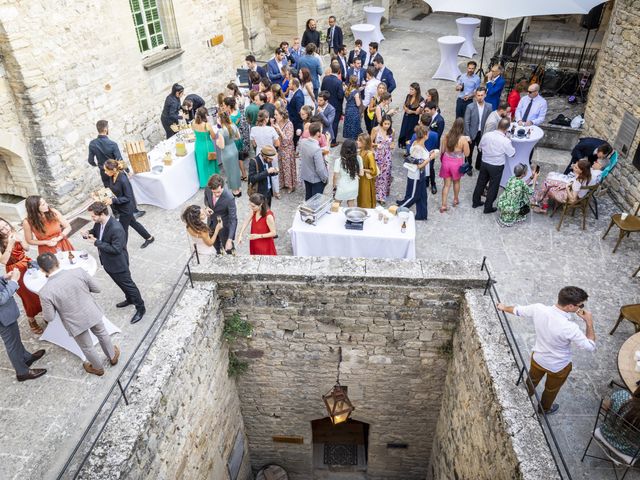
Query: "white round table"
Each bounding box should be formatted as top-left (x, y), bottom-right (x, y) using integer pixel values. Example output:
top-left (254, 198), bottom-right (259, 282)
top-left (350, 24), bottom-right (376, 51)
top-left (364, 6), bottom-right (385, 43)
top-left (500, 124), bottom-right (544, 188)
top-left (23, 251), bottom-right (121, 361)
top-left (456, 17), bottom-right (480, 58)
top-left (433, 35), bottom-right (465, 82)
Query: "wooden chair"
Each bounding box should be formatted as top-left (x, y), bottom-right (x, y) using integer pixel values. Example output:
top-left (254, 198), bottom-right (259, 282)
top-left (602, 203), bottom-right (640, 253)
top-left (610, 304), bottom-right (640, 335)
top-left (549, 184), bottom-right (599, 231)
top-left (634, 265), bottom-right (640, 278)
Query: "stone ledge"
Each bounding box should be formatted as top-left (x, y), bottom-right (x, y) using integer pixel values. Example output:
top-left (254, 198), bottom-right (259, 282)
top-left (463, 290), bottom-right (561, 480)
top-left (190, 255), bottom-right (487, 287)
top-left (142, 48), bottom-right (185, 70)
top-left (539, 124), bottom-right (582, 151)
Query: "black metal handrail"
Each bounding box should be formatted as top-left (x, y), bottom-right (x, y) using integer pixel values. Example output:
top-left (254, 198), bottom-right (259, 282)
top-left (480, 257), bottom-right (573, 480)
top-left (56, 249), bottom-right (200, 480)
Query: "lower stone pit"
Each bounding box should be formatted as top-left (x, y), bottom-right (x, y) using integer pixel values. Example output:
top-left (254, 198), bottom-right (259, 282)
top-left (78, 257), bottom-right (560, 480)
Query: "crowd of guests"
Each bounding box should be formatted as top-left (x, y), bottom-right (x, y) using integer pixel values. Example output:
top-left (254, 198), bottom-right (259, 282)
top-left (0, 15), bottom-right (621, 385)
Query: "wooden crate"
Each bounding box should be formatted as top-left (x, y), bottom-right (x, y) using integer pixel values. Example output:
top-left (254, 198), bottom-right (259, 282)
top-left (124, 140), bottom-right (150, 174)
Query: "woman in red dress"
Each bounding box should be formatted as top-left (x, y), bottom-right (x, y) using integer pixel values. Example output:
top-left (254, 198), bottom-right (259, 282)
top-left (237, 194), bottom-right (277, 256)
top-left (22, 195), bottom-right (74, 255)
top-left (0, 218), bottom-right (43, 334)
top-left (507, 78), bottom-right (528, 120)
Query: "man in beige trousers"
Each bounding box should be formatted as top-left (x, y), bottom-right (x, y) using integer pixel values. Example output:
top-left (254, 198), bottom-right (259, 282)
top-left (37, 252), bottom-right (120, 376)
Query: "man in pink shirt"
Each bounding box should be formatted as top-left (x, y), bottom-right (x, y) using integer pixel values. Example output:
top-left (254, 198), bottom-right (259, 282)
top-left (497, 286), bottom-right (596, 415)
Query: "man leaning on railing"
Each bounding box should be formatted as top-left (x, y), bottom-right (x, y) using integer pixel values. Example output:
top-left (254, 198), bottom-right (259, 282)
top-left (497, 286), bottom-right (596, 415)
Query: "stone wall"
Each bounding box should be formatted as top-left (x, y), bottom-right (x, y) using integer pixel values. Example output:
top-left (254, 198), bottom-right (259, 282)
top-left (428, 291), bottom-right (561, 480)
top-left (80, 283), bottom-right (252, 480)
top-left (0, 1), bottom-right (237, 211)
top-left (584, 0), bottom-right (640, 210)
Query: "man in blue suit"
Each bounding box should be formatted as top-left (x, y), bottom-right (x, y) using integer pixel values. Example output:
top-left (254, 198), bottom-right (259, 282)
top-left (296, 43), bottom-right (323, 98)
top-left (287, 78), bottom-right (305, 146)
top-left (485, 64), bottom-right (506, 111)
top-left (289, 37), bottom-right (304, 69)
top-left (347, 39), bottom-right (367, 66)
top-left (266, 48), bottom-right (286, 85)
top-left (316, 91), bottom-right (336, 143)
top-left (347, 58), bottom-right (366, 86)
top-left (373, 57), bottom-right (396, 93)
top-left (563, 138), bottom-right (613, 174)
top-left (0, 268), bottom-right (46, 381)
top-left (321, 64), bottom-right (345, 146)
top-left (326, 16), bottom-right (343, 55)
top-left (245, 55), bottom-right (267, 80)
top-left (335, 45), bottom-right (349, 82)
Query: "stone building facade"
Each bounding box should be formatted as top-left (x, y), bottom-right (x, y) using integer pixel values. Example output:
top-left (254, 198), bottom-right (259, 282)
top-left (584, 0), bottom-right (640, 210)
top-left (0, 0), bottom-right (385, 214)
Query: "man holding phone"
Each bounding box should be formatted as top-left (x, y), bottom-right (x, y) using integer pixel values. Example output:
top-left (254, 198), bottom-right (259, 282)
top-left (497, 286), bottom-right (596, 415)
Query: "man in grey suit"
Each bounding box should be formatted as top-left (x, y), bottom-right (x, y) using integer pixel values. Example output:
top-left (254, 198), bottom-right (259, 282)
top-left (464, 86), bottom-right (493, 173)
top-left (0, 269), bottom-right (46, 381)
top-left (204, 174), bottom-right (238, 255)
top-left (299, 122), bottom-right (329, 200)
top-left (37, 253), bottom-right (119, 376)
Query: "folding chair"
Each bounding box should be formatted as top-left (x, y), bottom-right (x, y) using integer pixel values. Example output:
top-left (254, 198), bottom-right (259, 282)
top-left (592, 151), bottom-right (619, 219)
top-left (582, 398), bottom-right (640, 479)
top-left (550, 184), bottom-right (599, 231)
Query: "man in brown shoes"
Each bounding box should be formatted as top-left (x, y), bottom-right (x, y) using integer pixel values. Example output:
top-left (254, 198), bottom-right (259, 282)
top-left (37, 253), bottom-right (119, 376)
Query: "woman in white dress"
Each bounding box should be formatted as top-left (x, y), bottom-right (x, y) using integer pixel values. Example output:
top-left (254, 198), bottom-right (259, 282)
top-left (299, 67), bottom-right (316, 107)
top-left (181, 205), bottom-right (222, 256)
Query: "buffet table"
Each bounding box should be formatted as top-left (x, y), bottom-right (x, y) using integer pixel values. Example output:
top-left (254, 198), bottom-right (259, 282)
top-left (500, 124), bottom-right (544, 187)
top-left (130, 136), bottom-right (200, 210)
top-left (23, 251), bottom-right (121, 361)
top-left (289, 208), bottom-right (416, 259)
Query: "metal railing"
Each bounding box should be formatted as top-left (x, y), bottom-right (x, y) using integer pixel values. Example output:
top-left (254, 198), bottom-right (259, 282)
top-left (56, 249), bottom-right (199, 480)
top-left (480, 257), bottom-right (573, 480)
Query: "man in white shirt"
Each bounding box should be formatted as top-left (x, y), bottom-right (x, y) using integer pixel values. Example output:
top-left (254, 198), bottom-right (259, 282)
top-left (484, 102), bottom-right (511, 134)
top-left (362, 67), bottom-right (380, 133)
top-left (515, 83), bottom-right (548, 126)
top-left (497, 286), bottom-right (595, 415)
top-left (472, 118), bottom-right (515, 213)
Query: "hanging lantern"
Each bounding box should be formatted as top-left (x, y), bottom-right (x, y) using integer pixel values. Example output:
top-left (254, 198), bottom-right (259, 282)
top-left (323, 383), bottom-right (354, 425)
top-left (322, 347), bottom-right (354, 425)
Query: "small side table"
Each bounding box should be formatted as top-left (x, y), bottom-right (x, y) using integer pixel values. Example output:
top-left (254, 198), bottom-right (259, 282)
top-left (433, 35), bottom-right (465, 82)
top-left (456, 17), bottom-right (480, 58)
top-left (364, 6), bottom-right (385, 43)
top-left (351, 24), bottom-right (376, 51)
top-left (617, 332), bottom-right (640, 391)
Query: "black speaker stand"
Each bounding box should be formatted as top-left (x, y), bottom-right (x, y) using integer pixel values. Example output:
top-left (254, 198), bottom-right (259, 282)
top-left (477, 36), bottom-right (488, 78)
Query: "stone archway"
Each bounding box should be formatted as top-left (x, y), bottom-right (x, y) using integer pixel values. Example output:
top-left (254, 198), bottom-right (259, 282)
top-left (311, 417), bottom-right (369, 480)
top-left (0, 134), bottom-right (38, 222)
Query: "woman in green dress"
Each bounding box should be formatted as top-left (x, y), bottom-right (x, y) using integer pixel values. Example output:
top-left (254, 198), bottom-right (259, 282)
top-left (497, 163), bottom-right (538, 227)
top-left (192, 107), bottom-right (221, 188)
top-left (218, 111), bottom-right (242, 197)
top-left (225, 97), bottom-right (250, 181)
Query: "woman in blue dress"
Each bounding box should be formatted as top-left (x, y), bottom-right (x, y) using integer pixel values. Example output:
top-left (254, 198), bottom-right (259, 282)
top-left (342, 76), bottom-right (362, 140)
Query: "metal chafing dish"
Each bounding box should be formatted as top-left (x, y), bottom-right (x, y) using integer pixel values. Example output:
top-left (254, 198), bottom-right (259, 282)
top-left (343, 207), bottom-right (368, 223)
top-left (299, 193), bottom-right (333, 225)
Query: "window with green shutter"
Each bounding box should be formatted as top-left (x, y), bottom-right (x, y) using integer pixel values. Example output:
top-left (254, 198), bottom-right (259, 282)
top-left (129, 0), bottom-right (166, 54)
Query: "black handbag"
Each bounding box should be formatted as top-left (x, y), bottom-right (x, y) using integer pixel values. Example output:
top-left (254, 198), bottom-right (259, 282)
top-left (519, 204), bottom-right (531, 216)
top-left (459, 162), bottom-right (472, 175)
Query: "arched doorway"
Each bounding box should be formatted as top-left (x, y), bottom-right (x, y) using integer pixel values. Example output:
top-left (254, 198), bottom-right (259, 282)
top-left (311, 417), bottom-right (369, 479)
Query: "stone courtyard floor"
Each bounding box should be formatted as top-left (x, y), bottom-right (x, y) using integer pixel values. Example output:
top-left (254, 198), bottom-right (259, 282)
top-left (0, 7), bottom-right (638, 480)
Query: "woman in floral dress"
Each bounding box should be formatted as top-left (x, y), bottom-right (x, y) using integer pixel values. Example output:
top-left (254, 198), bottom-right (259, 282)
top-left (371, 115), bottom-right (394, 204)
top-left (273, 108), bottom-right (296, 192)
top-left (497, 163), bottom-right (538, 227)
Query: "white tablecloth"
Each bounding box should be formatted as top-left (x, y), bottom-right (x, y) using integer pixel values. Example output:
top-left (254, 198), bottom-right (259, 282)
top-left (364, 6), bottom-right (385, 42)
top-left (456, 17), bottom-right (480, 58)
top-left (23, 252), bottom-right (121, 361)
top-left (130, 136), bottom-right (199, 210)
top-left (433, 35), bottom-right (465, 82)
top-left (289, 208), bottom-right (416, 259)
top-left (500, 124), bottom-right (544, 187)
top-left (350, 24), bottom-right (376, 51)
